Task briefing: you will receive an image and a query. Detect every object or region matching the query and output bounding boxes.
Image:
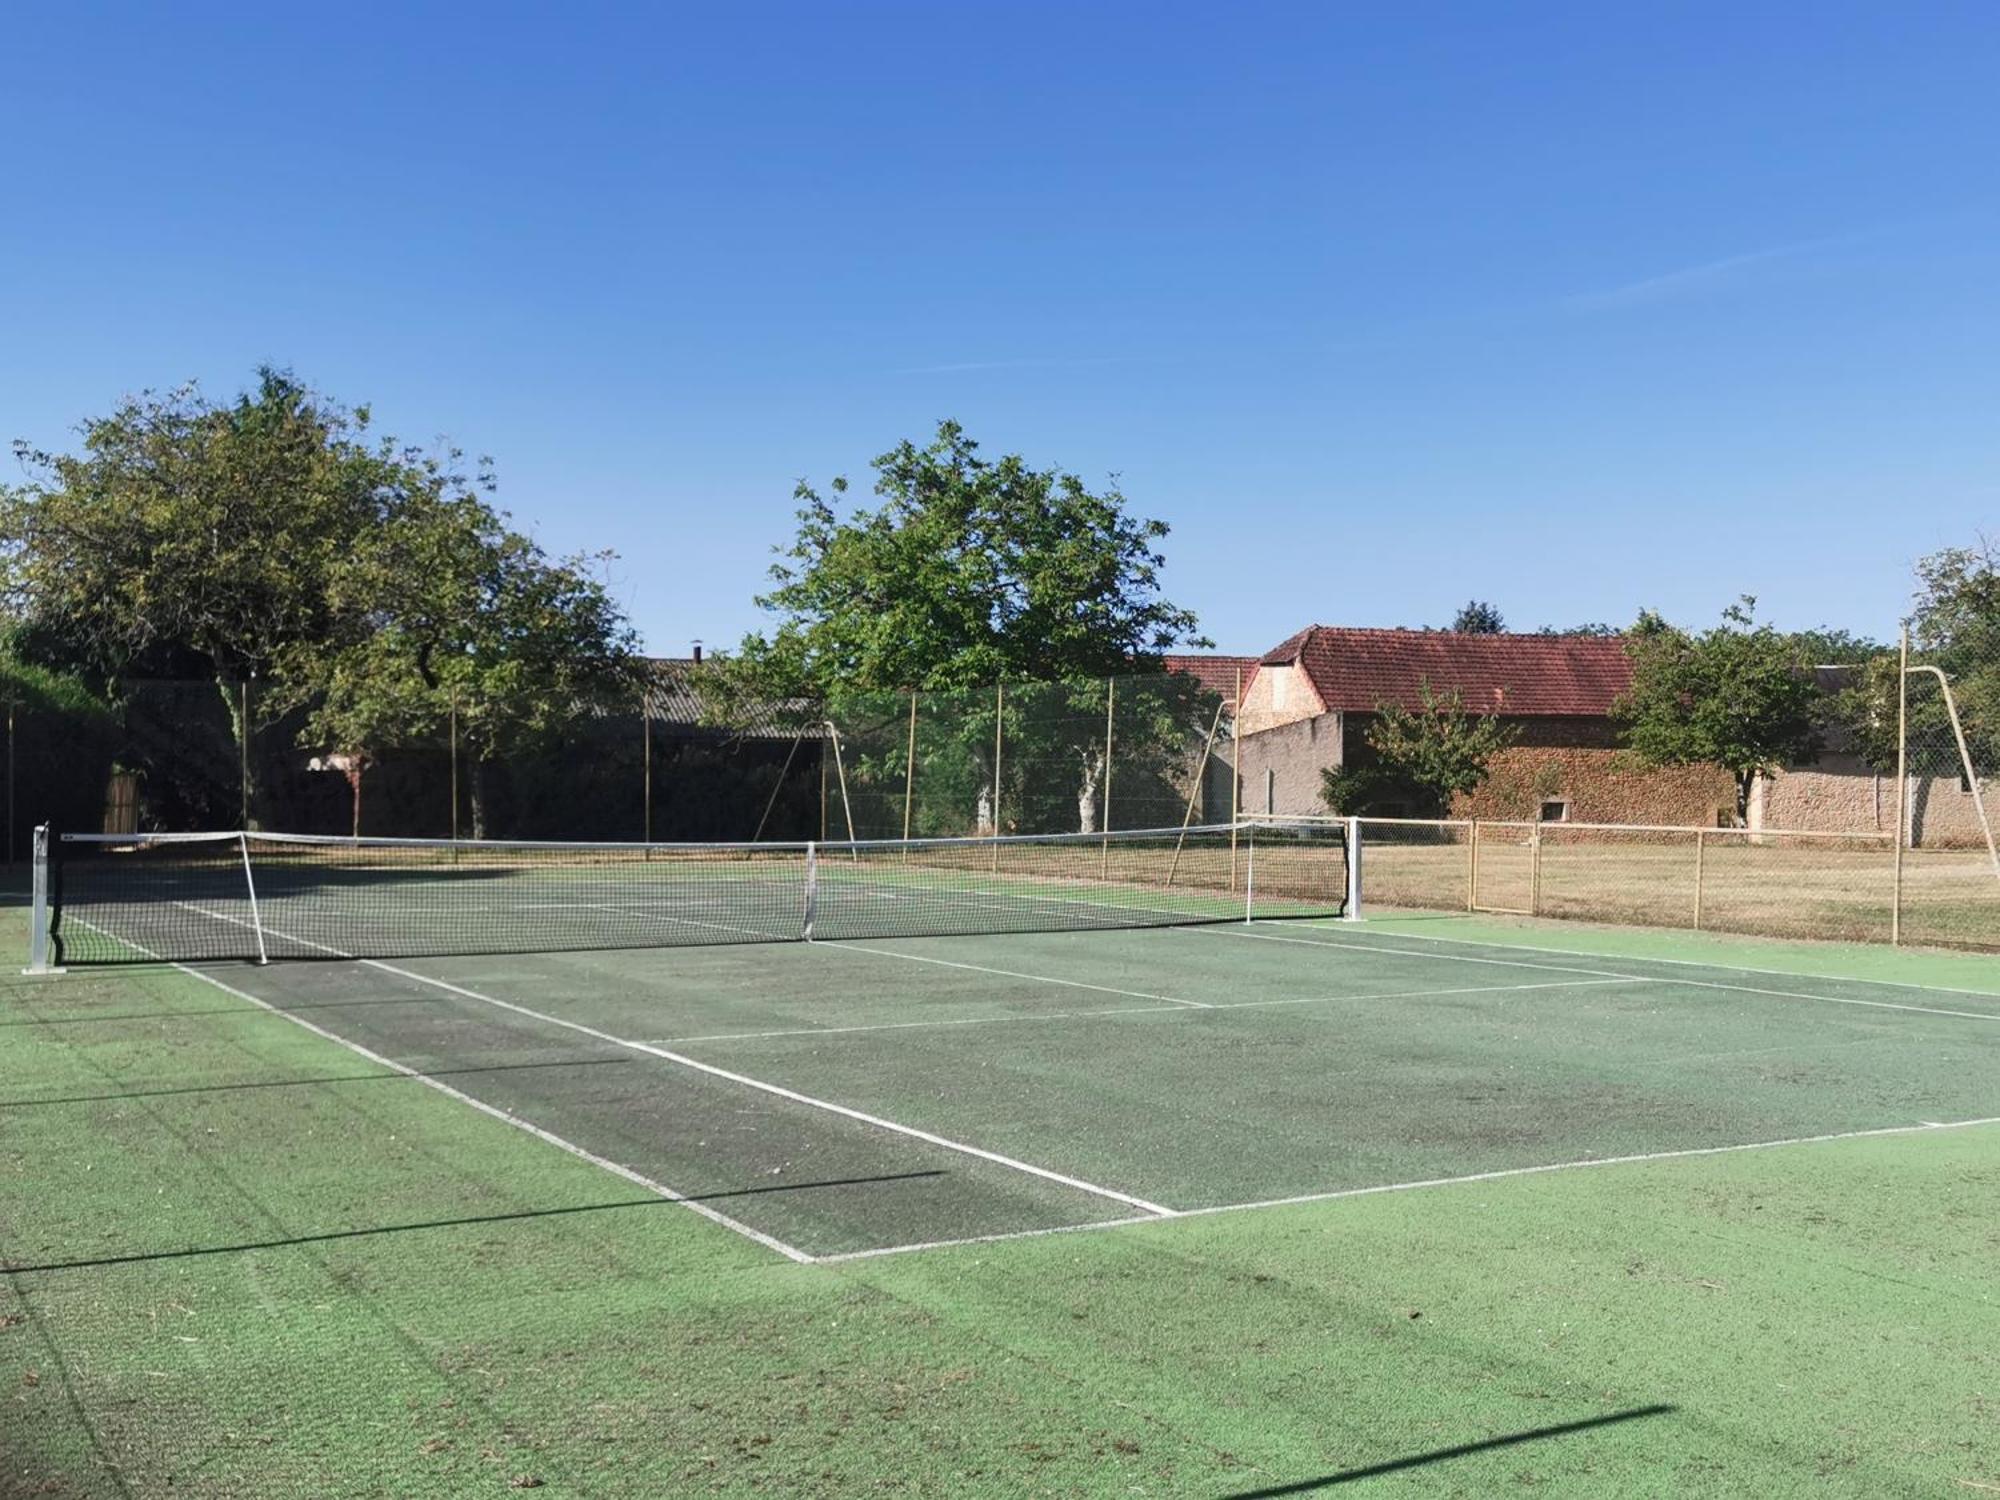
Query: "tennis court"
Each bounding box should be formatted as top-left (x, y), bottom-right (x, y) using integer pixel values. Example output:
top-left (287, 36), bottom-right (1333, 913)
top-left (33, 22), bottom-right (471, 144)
top-left (7, 822), bottom-right (2000, 1495)
top-left (25, 822), bottom-right (1999, 1264)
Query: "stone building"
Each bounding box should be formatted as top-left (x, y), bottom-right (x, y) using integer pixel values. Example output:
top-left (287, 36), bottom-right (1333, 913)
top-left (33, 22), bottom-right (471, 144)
top-left (1216, 626), bottom-right (1738, 826)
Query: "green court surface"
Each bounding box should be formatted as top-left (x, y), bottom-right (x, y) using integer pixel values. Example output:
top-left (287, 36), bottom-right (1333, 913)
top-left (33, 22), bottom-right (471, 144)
top-left (3, 907), bottom-right (1997, 1495)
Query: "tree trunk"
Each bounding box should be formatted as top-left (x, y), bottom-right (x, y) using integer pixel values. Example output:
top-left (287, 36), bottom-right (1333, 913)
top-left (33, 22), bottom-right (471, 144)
top-left (347, 764), bottom-right (364, 838)
top-left (1076, 748), bottom-right (1105, 834)
top-left (975, 783), bottom-right (993, 838)
top-left (470, 760), bottom-right (489, 840)
top-left (1735, 769), bottom-right (1754, 827)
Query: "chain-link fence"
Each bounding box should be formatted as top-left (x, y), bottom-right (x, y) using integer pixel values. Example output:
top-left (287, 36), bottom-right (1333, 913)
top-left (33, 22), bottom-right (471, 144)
top-left (8, 668), bottom-right (1239, 851)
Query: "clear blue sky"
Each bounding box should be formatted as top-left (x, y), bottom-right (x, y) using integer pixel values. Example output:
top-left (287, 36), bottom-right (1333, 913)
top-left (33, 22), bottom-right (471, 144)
top-left (6, 2), bottom-right (1997, 655)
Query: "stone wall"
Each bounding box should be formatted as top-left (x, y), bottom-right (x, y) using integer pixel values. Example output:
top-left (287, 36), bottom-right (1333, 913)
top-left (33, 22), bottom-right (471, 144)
top-left (1227, 712), bottom-right (1344, 817)
top-left (1754, 754), bottom-right (1994, 848)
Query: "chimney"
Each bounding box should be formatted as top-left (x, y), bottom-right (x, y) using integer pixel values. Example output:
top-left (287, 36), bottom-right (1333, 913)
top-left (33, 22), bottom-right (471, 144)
top-left (692, 640), bottom-right (704, 664)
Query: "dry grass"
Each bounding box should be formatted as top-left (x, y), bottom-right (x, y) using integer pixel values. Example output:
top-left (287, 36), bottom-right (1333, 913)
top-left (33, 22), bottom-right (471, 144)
top-left (1359, 828), bottom-right (1999, 951)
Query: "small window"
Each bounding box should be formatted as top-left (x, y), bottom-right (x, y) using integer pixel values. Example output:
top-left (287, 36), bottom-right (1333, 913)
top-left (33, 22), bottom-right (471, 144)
top-left (1715, 808), bottom-right (1734, 829)
top-left (1538, 800), bottom-right (1570, 823)
top-left (1264, 768), bottom-right (1276, 815)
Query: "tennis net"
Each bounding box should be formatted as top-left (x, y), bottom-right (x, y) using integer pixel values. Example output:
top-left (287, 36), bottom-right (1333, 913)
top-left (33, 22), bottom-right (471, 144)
top-left (34, 821), bottom-right (1348, 967)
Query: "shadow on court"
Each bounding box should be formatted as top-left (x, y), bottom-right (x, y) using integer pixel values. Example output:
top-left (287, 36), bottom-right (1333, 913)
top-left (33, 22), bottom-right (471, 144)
top-left (1, 1168), bottom-right (945, 1275)
top-left (1218, 1404), bottom-right (1678, 1495)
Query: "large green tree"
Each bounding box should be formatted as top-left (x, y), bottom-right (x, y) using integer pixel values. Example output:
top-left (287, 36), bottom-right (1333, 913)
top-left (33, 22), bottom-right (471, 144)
top-left (3, 369), bottom-right (640, 834)
top-left (280, 487), bottom-right (642, 837)
top-left (717, 422), bottom-right (1213, 834)
top-left (1612, 599), bottom-right (1824, 824)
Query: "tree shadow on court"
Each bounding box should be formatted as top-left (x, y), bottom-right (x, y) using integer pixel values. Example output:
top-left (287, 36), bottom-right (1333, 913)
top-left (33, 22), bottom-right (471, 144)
top-left (1218, 1405), bottom-right (1677, 1496)
top-left (2, 1169), bottom-right (945, 1275)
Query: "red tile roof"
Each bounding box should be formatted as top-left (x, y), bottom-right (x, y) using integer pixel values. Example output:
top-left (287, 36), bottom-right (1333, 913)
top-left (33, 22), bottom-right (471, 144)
top-left (1258, 627), bottom-right (1633, 717)
top-left (1164, 654), bottom-right (1260, 704)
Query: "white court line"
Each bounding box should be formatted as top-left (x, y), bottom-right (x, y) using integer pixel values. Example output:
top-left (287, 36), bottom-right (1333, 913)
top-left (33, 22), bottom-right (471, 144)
top-left (65, 918), bottom-right (814, 1263)
top-left (1200, 924), bottom-right (2000, 1025)
top-left (813, 939), bottom-right (1215, 1007)
top-left (173, 903), bottom-right (1174, 1220)
top-left (647, 977), bottom-right (1642, 1046)
top-left (814, 1114), bottom-right (2000, 1264)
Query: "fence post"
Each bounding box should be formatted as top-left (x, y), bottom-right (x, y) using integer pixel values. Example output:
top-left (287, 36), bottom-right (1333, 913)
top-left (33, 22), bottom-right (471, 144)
top-left (1467, 819), bottom-right (1480, 911)
top-left (902, 691), bottom-right (918, 843)
top-left (1529, 826), bottom-right (1543, 916)
top-left (6, 698), bottom-right (14, 868)
top-left (449, 687), bottom-right (460, 842)
top-left (239, 679), bottom-right (251, 830)
top-left (1893, 624), bottom-right (1907, 945)
top-left (1692, 828), bottom-right (1706, 931)
top-left (1101, 678), bottom-right (1115, 877)
top-left (1228, 667), bottom-right (1240, 890)
top-left (642, 691), bottom-right (653, 844)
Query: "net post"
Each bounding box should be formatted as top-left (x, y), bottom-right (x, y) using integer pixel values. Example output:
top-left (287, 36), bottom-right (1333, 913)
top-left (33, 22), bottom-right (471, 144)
top-left (803, 840), bottom-right (818, 941)
top-left (23, 824), bottom-right (60, 975)
top-left (1343, 816), bottom-right (1363, 920)
top-left (238, 833), bottom-right (270, 965)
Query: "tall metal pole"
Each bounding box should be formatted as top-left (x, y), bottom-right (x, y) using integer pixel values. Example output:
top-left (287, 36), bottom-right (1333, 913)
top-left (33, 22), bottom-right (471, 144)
top-left (1101, 678), bottom-right (1115, 877)
top-left (450, 687), bottom-right (460, 842)
top-left (239, 680), bottom-right (251, 830)
top-left (902, 691), bottom-right (918, 844)
top-left (642, 699), bottom-right (653, 844)
top-left (6, 700), bottom-right (14, 868)
top-left (1893, 624), bottom-right (1908, 945)
top-left (1229, 666), bottom-right (1241, 890)
top-left (992, 683), bottom-right (1004, 834)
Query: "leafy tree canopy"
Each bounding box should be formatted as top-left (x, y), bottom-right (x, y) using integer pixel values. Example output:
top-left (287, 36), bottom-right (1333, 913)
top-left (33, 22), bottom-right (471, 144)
top-left (726, 421), bottom-right (1208, 702)
top-left (2, 369), bottom-right (641, 834)
top-left (1, 370), bottom-right (392, 682)
top-left (1321, 681), bottom-right (1518, 817)
top-left (1612, 597), bottom-right (1823, 822)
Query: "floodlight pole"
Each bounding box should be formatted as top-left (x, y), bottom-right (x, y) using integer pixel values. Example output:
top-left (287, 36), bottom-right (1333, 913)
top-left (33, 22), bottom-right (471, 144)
top-left (1893, 626), bottom-right (1908, 945)
top-left (1905, 659), bottom-right (2000, 881)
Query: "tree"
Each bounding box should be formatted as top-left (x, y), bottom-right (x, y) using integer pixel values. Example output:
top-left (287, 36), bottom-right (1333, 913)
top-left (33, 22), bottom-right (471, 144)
top-left (282, 488), bottom-right (642, 838)
top-left (0, 371), bottom-right (398, 815)
top-left (1612, 598), bottom-right (1823, 824)
top-left (1320, 681), bottom-right (1517, 817)
top-left (716, 422), bottom-right (1213, 833)
top-left (1450, 600), bottom-right (1505, 634)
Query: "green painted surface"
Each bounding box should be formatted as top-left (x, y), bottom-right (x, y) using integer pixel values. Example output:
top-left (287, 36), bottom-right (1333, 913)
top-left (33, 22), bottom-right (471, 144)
top-left (3, 909), bottom-right (1996, 1495)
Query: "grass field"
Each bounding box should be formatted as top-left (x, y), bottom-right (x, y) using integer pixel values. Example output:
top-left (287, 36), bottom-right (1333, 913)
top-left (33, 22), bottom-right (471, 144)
top-left (3, 901), bottom-right (1997, 1496)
